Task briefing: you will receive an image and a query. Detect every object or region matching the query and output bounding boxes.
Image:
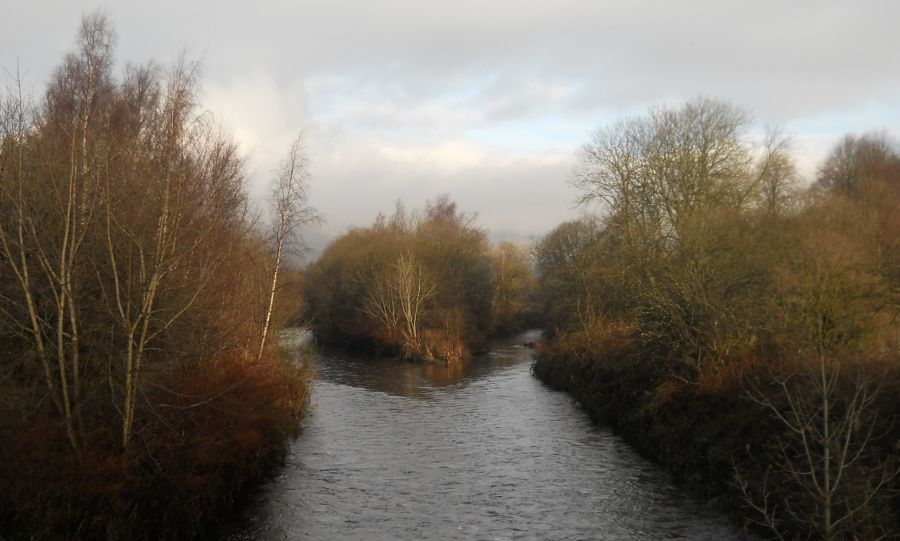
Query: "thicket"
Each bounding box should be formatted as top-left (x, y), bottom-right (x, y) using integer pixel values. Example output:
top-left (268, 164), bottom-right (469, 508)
top-left (0, 16), bottom-right (312, 539)
top-left (533, 99), bottom-right (899, 540)
top-left (305, 197), bottom-right (537, 363)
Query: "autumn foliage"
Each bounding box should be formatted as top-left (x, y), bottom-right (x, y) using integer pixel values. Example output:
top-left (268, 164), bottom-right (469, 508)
top-left (305, 197), bottom-right (537, 363)
top-left (533, 100), bottom-right (900, 539)
top-left (0, 15), bottom-right (311, 539)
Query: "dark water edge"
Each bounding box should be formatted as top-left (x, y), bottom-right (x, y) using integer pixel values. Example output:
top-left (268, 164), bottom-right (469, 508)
top-left (226, 330), bottom-right (751, 540)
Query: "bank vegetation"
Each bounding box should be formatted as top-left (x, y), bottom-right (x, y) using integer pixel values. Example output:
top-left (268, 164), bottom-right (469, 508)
top-left (533, 98), bottom-right (899, 540)
top-left (0, 15), bottom-right (312, 539)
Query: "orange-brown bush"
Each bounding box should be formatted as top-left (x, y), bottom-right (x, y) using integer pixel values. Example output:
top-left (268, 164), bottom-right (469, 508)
top-left (0, 349), bottom-right (312, 539)
top-left (0, 14), bottom-right (313, 540)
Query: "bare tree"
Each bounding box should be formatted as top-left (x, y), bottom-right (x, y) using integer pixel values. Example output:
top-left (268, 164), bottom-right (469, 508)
top-left (817, 133), bottom-right (897, 197)
top-left (574, 98), bottom-right (755, 246)
top-left (754, 127), bottom-right (798, 216)
top-left (0, 16), bottom-right (323, 537)
top-left (361, 250), bottom-right (436, 356)
top-left (571, 99), bottom-right (784, 380)
top-left (0, 72), bottom-right (64, 434)
top-left (740, 355), bottom-right (897, 540)
top-left (393, 251), bottom-right (436, 352)
top-left (96, 54), bottom-right (251, 449)
top-left (257, 136), bottom-right (318, 361)
top-left (362, 265), bottom-right (403, 341)
top-left (0, 15), bottom-right (115, 452)
top-left (738, 231), bottom-right (898, 540)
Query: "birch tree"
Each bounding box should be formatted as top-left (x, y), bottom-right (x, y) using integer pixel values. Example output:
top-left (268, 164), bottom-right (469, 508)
top-left (106, 57), bottom-right (255, 449)
top-left (362, 265), bottom-right (403, 341)
top-left (0, 15), bottom-right (114, 452)
top-left (392, 251), bottom-right (436, 352)
top-left (257, 137), bottom-right (318, 360)
top-left (361, 250), bottom-right (436, 355)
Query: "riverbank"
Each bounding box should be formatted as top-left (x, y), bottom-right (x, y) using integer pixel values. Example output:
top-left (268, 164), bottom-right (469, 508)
top-left (532, 333), bottom-right (900, 539)
top-left (0, 346), bottom-right (312, 540)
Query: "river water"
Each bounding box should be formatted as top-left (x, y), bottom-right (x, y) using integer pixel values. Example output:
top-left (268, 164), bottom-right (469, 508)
top-left (229, 330), bottom-right (747, 540)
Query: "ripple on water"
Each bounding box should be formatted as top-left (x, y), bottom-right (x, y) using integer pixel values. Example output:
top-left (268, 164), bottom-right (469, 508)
top-left (228, 330), bottom-right (748, 540)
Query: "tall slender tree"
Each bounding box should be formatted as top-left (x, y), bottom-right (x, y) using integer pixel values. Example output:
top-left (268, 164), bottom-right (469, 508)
top-left (258, 137), bottom-right (318, 361)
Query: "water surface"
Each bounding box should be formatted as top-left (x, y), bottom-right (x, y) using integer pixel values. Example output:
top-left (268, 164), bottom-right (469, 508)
top-left (230, 330), bottom-right (746, 540)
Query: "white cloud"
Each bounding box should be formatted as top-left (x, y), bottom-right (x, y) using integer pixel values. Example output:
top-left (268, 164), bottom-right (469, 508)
top-left (201, 72), bottom-right (314, 199)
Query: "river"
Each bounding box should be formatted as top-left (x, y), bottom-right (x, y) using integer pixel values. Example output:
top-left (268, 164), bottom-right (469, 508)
top-left (228, 330), bottom-right (747, 540)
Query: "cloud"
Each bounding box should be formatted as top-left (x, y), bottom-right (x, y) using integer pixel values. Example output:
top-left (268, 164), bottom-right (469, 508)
top-left (3, 0), bottom-right (900, 247)
top-left (201, 72), bottom-right (314, 199)
top-left (308, 132), bottom-right (575, 237)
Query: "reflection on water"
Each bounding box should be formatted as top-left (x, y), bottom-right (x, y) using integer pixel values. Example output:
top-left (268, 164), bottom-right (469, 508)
top-left (229, 330), bottom-right (748, 540)
top-left (315, 330), bottom-right (540, 399)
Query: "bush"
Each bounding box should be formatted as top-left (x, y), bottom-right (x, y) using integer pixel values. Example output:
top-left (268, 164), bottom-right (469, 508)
top-left (305, 196), bottom-right (535, 363)
top-left (0, 348), bottom-right (311, 539)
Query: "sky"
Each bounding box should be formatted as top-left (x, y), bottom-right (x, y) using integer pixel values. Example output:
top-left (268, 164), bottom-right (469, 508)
top-left (3, 1), bottom-right (899, 253)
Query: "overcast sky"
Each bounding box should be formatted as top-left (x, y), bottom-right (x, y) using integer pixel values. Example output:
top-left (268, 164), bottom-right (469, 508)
top-left (3, 1), bottom-right (899, 251)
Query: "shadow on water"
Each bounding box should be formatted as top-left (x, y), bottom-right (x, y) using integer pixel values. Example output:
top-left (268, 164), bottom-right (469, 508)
top-left (228, 329), bottom-right (751, 541)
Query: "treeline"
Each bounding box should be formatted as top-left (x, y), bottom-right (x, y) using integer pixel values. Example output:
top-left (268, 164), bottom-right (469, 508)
top-left (532, 98), bottom-right (899, 540)
top-left (0, 16), bottom-right (311, 539)
top-left (305, 196), bottom-right (536, 363)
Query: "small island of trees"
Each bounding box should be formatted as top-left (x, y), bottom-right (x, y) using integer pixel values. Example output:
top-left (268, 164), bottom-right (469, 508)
top-left (304, 196), bottom-right (537, 364)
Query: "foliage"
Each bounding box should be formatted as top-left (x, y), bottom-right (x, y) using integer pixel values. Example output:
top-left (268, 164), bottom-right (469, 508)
top-left (0, 15), bottom-right (311, 539)
top-left (305, 196), bottom-right (536, 363)
top-left (534, 98), bottom-right (900, 539)
top-left (489, 242), bottom-right (538, 334)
